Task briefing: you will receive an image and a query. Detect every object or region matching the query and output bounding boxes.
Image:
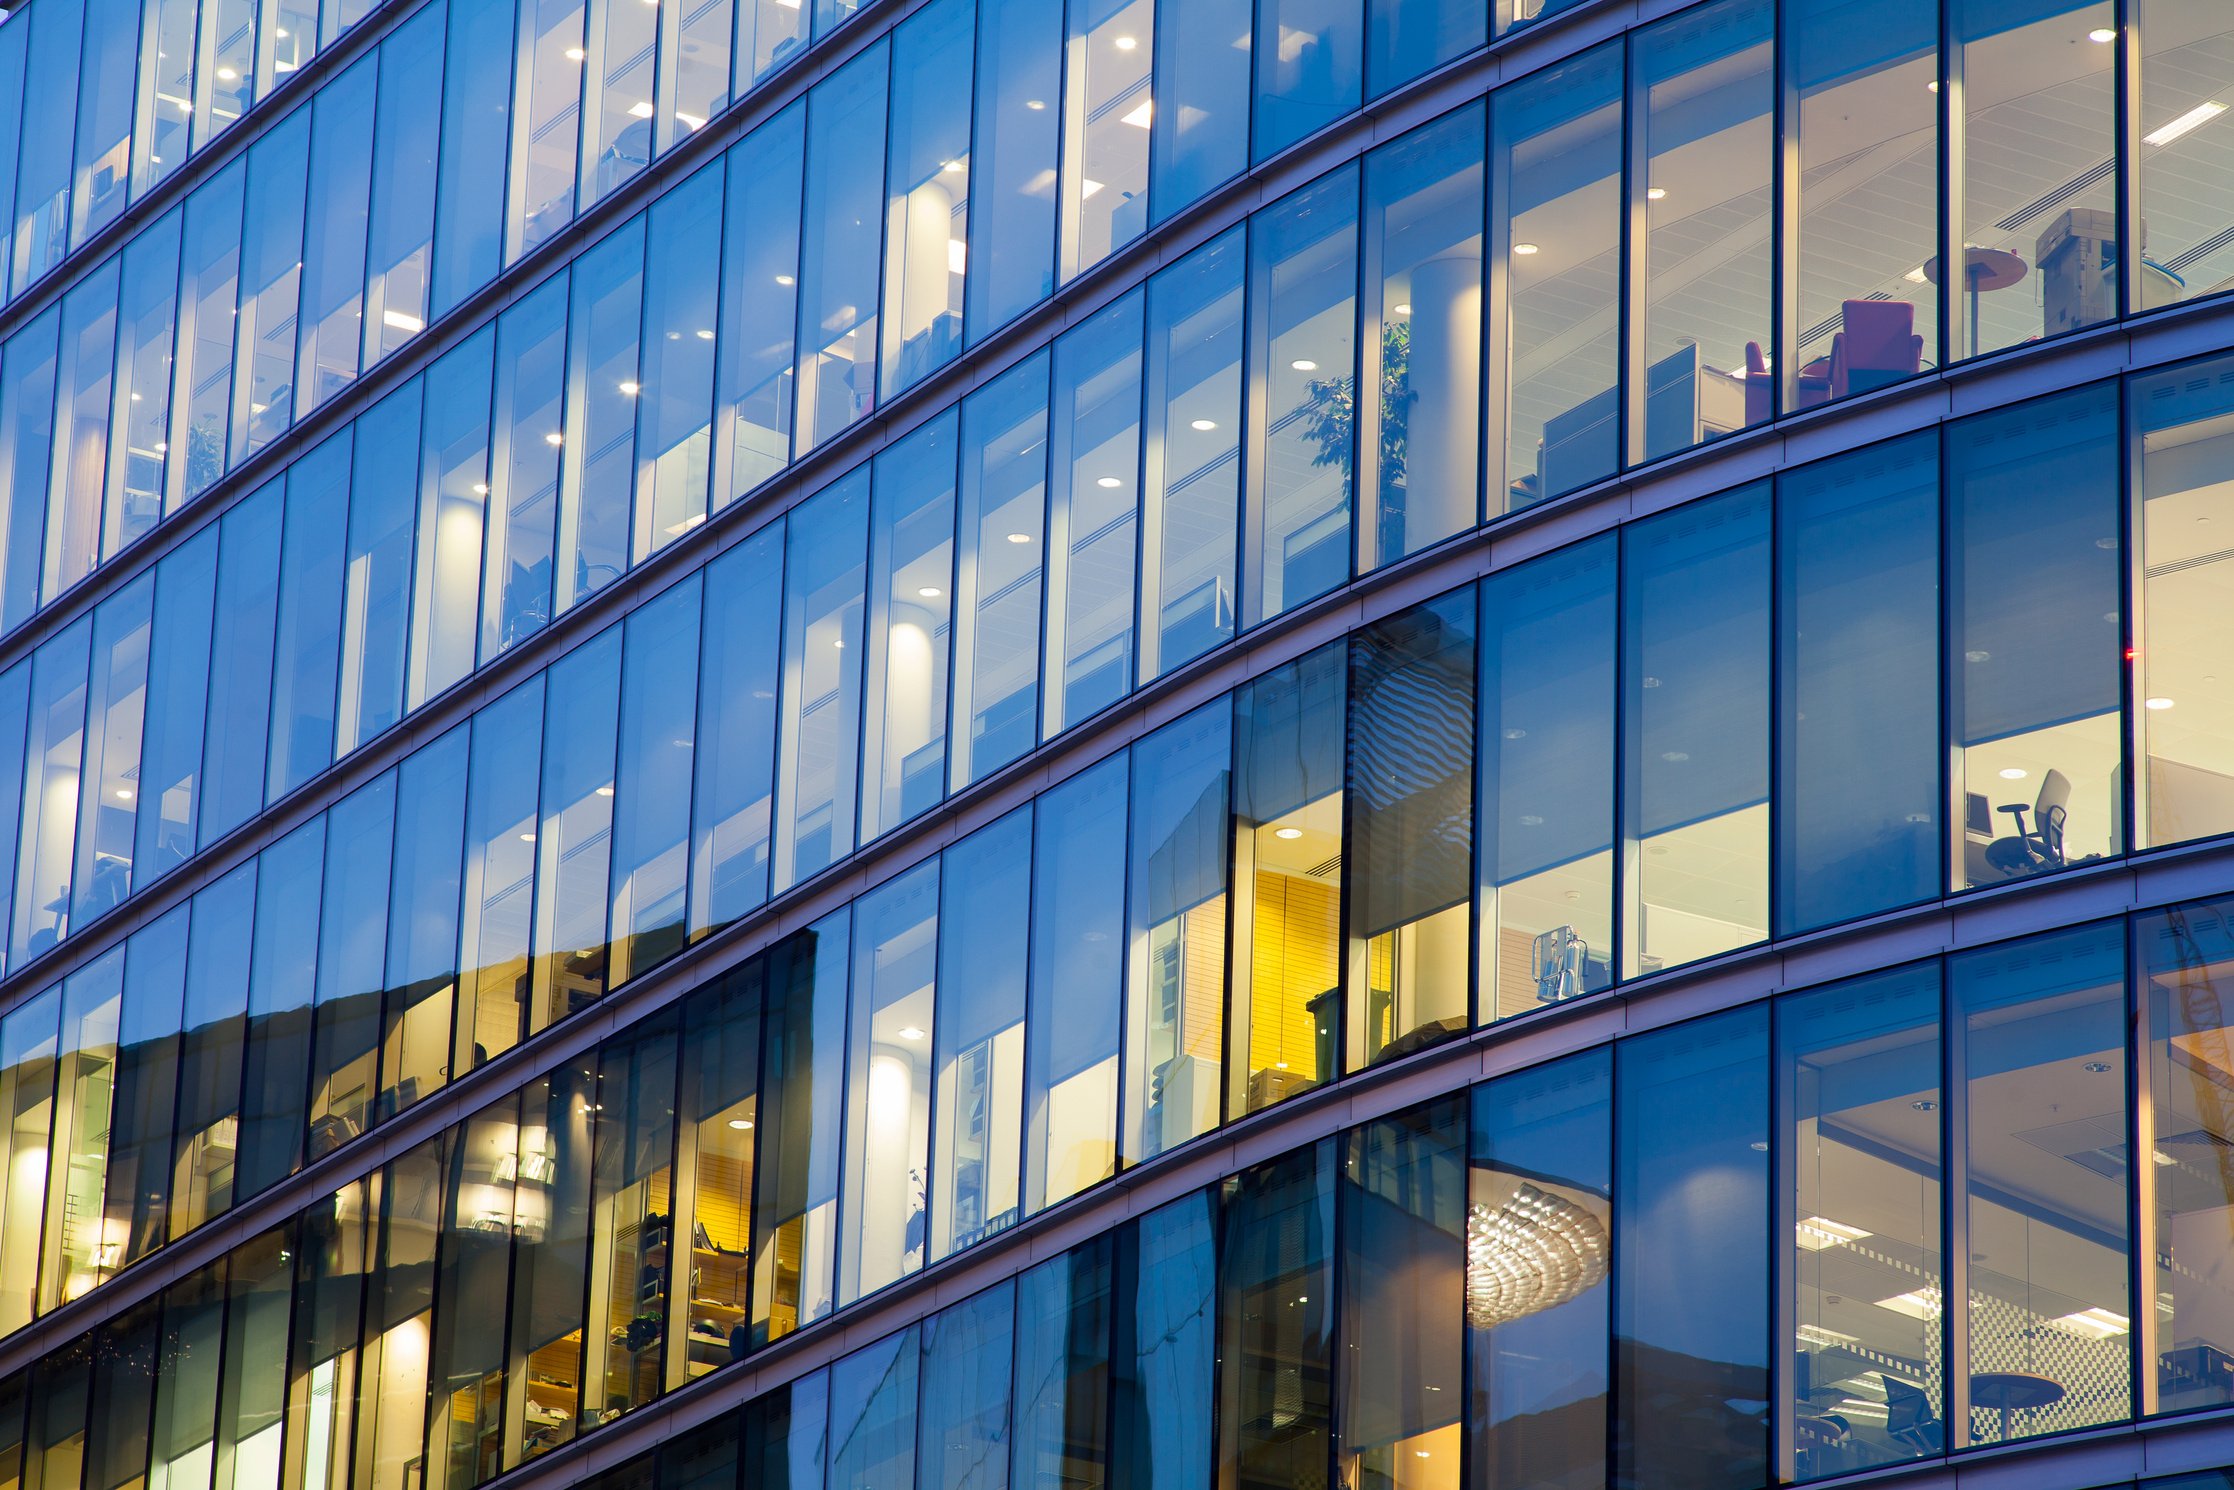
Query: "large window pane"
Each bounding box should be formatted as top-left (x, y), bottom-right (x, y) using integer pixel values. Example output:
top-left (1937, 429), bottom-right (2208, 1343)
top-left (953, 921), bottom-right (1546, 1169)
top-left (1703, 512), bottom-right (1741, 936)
top-left (106, 906), bottom-right (187, 1270)
top-left (1111, 1191), bottom-right (1213, 1487)
top-left (482, 278), bottom-right (570, 660)
top-left (1250, 165), bottom-right (1358, 625)
top-left (968, 0), bottom-right (1060, 341)
top-left (1494, 43), bottom-right (1621, 508)
top-left (1045, 290), bottom-right (1143, 735)
top-left (428, 1097), bottom-right (518, 1488)
top-left (1779, 966), bottom-right (1944, 1480)
top-left (752, 914), bottom-right (849, 1346)
top-left (363, 6), bottom-right (445, 366)
top-left (797, 46), bottom-right (889, 452)
top-left (105, 211), bottom-right (183, 559)
top-left (1623, 484), bottom-right (1770, 975)
top-left (674, 971), bottom-right (758, 1385)
top-left (1061, 0), bottom-right (1152, 280)
top-left (1011, 1241), bottom-right (1110, 1490)
top-left (9, 0), bottom-right (83, 294)
top-left (266, 434), bottom-right (349, 802)
top-left (70, 577), bottom-right (151, 931)
top-left (11, 618), bottom-right (91, 967)
top-left (1471, 1048), bottom-right (1612, 1490)
top-left (1950, 385), bottom-right (2122, 890)
top-left (635, 166), bottom-right (723, 564)
top-left (931, 808), bottom-right (1029, 1261)
top-left (1218, 1140), bottom-right (1334, 1487)
top-left (1339, 1099), bottom-right (1464, 1488)
top-left (581, 1013), bottom-right (678, 1419)
top-left (295, 57), bottom-right (377, 420)
top-left (337, 383), bottom-right (424, 757)
top-left (509, 1066), bottom-right (595, 1460)
top-left (882, 0), bottom-right (974, 398)
top-left (1150, 0), bottom-right (1250, 221)
top-left (714, 106), bottom-right (804, 506)
top-left (2138, 898), bottom-right (2234, 1415)
top-left (1479, 538), bottom-right (1614, 1022)
top-left (171, 863), bottom-right (253, 1241)
top-left (1953, 922), bottom-right (2131, 1443)
top-left (1369, 0), bottom-right (1479, 96)
top-left (1348, 590), bottom-right (1474, 1068)
top-left (584, 0), bottom-right (660, 205)
top-left (831, 1325), bottom-right (919, 1490)
top-left (432, 0), bottom-right (515, 314)
top-left (773, 472), bottom-right (868, 891)
top-left (2139, 2), bottom-right (2234, 306)
top-left (918, 1281), bottom-right (1014, 1490)
top-left (44, 948), bottom-right (125, 1312)
top-left (1126, 704), bottom-right (1230, 1163)
top-left (230, 112), bottom-right (311, 467)
top-left (382, 723), bottom-right (467, 1119)
top-left (1954, 0), bottom-right (2115, 358)
top-left (1777, 434), bottom-right (1939, 935)
top-left (1254, 0), bottom-right (1363, 160)
top-left (458, 677), bottom-right (545, 1071)
top-left (862, 416), bottom-right (958, 842)
top-left (1785, 0), bottom-right (1938, 410)
top-left (1635, 0), bottom-right (1772, 458)
top-left (951, 355), bottom-right (1049, 787)
top-left (1026, 757), bottom-right (1125, 1215)
top-left (840, 862), bottom-right (938, 1305)
top-left (0, 310), bottom-right (59, 632)
top-left (1360, 107), bottom-right (1482, 570)
top-left (408, 330), bottom-right (496, 710)
top-left (134, 532), bottom-right (216, 888)
top-left (737, 0), bottom-right (808, 89)
top-left (307, 776), bottom-right (395, 1153)
top-left (1230, 643), bottom-right (1344, 1115)
top-left (530, 630), bottom-right (621, 1031)
top-left (2134, 355), bottom-right (2234, 847)
top-left (0, 986), bottom-right (59, 1331)
top-left (1616, 1006), bottom-right (1770, 1490)
top-left (235, 817), bottom-right (323, 1202)
top-left (691, 526), bottom-right (784, 937)
top-left (510, 0), bottom-right (588, 258)
top-left (1141, 230), bottom-right (1243, 679)
top-left (197, 483), bottom-right (281, 847)
top-left (608, 580), bottom-right (702, 985)
top-left (45, 264), bottom-right (121, 605)
top-left (168, 161), bottom-right (246, 506)
top-left (555, 216), bottom-right (645, 614)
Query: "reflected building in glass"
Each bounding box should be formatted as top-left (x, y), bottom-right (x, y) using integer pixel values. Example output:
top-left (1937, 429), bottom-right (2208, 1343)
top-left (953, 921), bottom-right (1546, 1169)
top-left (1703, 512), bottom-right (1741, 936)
top-left (3, 1), bottom-right (2234, 1489)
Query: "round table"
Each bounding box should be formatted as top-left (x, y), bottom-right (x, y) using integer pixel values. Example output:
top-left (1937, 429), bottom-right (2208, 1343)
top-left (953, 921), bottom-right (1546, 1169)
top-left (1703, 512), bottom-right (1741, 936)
top-left (1925, 247), bottom-right (2029, 356)
top-left (1970, 1370), bottom-right (2064, 1443)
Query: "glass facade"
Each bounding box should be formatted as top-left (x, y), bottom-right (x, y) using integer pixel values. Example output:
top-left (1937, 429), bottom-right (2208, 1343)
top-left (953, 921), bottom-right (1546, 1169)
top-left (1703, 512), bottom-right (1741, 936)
top-left (6, 3), bottom-right (2234, 1490)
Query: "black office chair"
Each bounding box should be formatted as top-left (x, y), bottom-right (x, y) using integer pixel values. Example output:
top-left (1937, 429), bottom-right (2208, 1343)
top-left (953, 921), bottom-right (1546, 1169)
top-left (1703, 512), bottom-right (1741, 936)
top-left (1883, 1376), bottom-right (1944, 1453)
top-left (1985, 768), bottom-right (2070, 878)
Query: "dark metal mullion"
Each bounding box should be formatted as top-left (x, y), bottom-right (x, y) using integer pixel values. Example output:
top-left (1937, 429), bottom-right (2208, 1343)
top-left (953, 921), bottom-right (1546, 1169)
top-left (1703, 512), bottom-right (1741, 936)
top-left (1940, 0), bottom-right (1963, 368)
top-left (1943, 949), bottom-right (1971, 1450)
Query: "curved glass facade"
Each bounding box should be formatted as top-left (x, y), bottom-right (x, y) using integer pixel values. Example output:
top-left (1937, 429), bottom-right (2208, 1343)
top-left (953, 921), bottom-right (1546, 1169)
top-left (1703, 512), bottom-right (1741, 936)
top-left (6, 1), bottom-right (2234, 1488)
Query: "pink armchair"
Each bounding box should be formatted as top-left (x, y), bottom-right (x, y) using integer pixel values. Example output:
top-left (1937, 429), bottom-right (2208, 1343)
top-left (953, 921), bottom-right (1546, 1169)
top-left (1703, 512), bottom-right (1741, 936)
top-left (1829, 299), bottom-right (1923, 397)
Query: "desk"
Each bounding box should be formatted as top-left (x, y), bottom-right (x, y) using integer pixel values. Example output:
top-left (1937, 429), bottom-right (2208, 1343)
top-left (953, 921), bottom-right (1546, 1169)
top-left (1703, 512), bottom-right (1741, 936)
top-left (1970, 1371), bottom-right (2063, 1443)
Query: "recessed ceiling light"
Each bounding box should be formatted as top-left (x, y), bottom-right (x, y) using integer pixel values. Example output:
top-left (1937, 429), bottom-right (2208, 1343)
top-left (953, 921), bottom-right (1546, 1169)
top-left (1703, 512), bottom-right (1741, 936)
top-left (776, 273), bottom-right (795, 286)
top-left (942, 159), bottom-right (964, 173)
top-left (1097, 475), bottom-right (1123, 488)
top-left (897, 1026), bottom-right (926, 1041)
top-left (628, 100), bottom-right (654, 119)
top-left (1513, 242), bottom-right (1540, 255)
top-left (1121, 99), bottom-right (1153, 129)
top-left (2088, 27), bottom-right (2115, 42)
top-left (216, 66), bottom-right (238, 80)
top-left (1006, 531), bottom-right (1032, 544)
top-left (275, 25), bottom-right (289, 35)
top-left (917, 586), bottom-right (942, 599)
top-left (2146, 696), bottom-right (2176, 710)
top-left (596, 785), bottom-right (614, 796)
top-left (618, 380), bottom-right (641, 395)
top-left (729, 1118), bottom-right (753, 1130)
top-left (1290, 358), bottom-right (1318, 372)
top-left (545, 431), bottom-right (564, 447)
top-left (472, 483), bottom-right (491, 495)
top-left (1999, 767), bottom-right (2029, 780)
top-left (1274, 826), bottom-right (1304, 840)
top-left (519, 831), bottom-right (537, 842)
top-left (1191, 418), bottom-right (1217, 431)
top-left (565, 46), bottom-right (586, 60)
top-left (697, 329), bottom-right (715, 340)
top-left (115, 788), bottom-right (134, 801)
top-left (1025, 99), bottom-right (1046, 110)
top-left (1113, 34), bottom-right (1136, 50)
top-left (1927, 79), bottom-right (1940, 93)
top-left (1647, 187), bottom-right (1667, 200)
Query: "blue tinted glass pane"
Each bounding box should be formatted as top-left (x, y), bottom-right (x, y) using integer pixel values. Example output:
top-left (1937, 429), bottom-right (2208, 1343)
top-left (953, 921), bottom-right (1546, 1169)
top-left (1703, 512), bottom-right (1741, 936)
top-left (862, 415), bottom-right (957, 841)
top-left (969, 0), bottom-right (1060, 340)
top-left (10, 0), bottom-right (85, 293)
top-left (1143, 230), bottom-right (1243, 678)
top-left (882, 0), bottom-right (974, 397)
top-left (1254, 0), bottom-right (1363, 159)
top-left (71, 573), bottom-right (152, 931)
top-left (691, 525), bottom-right (784, 937)
top-left (918, 1284), bottom-right (1014, 1490)
top-left (1151, 0), bottom-right (1249, 221)
top-left (930, 806), bottom-right (1029, 1260)
top-left (1369, 0), bottom-right (1482, 95)
top-left (0, 308), bottom-right (61, 632)
top-left (363, 3), bottom-right (447, 365)
top-left (107, 210), bottom-right (183, 558)
top-left (636, 167), bottom-right (723, 562)
top-left (236, 818), bottom-right (327, 1200)
top-left (1112, 1191), bottom-right (1213, 1486)
top-left (459, 675), bottom-right (546, 1070)
top-left (10, 617), bottom-right (91, 967)
top-left (309, 775), bottom-right (395, 1146)
top-left (831, 1326), bottom-right (918, 1490)
top-left (135, 530), bottom-right (217, 887)
top-left (557, 214), bottom-right (645, 613)
top-left (483, 278), bottom-right (570, 660)
top-left (170, 160), bottom-right (246, 505)
top-left (296, 57), bottom-right (378, 419)
top-left (953, 354), bottom-right (1049, 787)
top-left (610, 579), bottom-right (702, 985)
top-left (432, 0), bottom-right (514, 313)
top-left (715, 105), bottom-right (804, 505)
top-left (774, 472), bottom-right (868, 890)
top-left (267, 433), bottom-right (351, 801)
top-left (337, 383), bottom-right (425, 756)
top-left (70, 0), bottom-right (138, 244)
top-left (797, 46), bottom-right (888, 450)
top-left (383, 723), bottom-right (467, 1116)
top-left (198, 482), bottom-right (283, 846)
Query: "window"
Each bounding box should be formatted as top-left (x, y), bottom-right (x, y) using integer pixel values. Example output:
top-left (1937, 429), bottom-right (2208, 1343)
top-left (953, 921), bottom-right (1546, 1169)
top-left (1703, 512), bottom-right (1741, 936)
top-left (1150, 0), bottom-right (1249, 221)
top-left (1338, 1099), bottom-right (1465, 1487)
top-left (581, 1014), bottom-right (679, 1419)
top-left (1952, 922), bottom-right (2131, 1443)
top-left (363, 6), bottom-right (445, 366)
top-left (1026, 757), bottom-right (1125, 1215)
top-left (235, 818), bottom-right (324, 1202)
top-left (231, 113), bottom-right (311, 468)
top-left (482, 279), bottom-right (571, 661)
top-left (1953, 0), bottom-right (2116, 358)
top-left (69, 1), bottom-right (133, 245)
top-left (917, 1284), bottom-right (1014, 1489)
top-left (0, 308), bottom-right (59, 632)
top-left (1479, 537), bottom-right (1614, 1021)
top-left (1360, 106), bottom-right (1482, 570)
top-left (1347, 591), bottom-right (1474, 1069)
top-left (1779, 966), bottom-right (1943, 1480)
top-left (458, 677), bottom-right (545, 1070)
top-left (1249, 165), bottom-right (1358, 625)
top-left (1126, 703), bottom-right (1230, 1162)
top-left (1044, 290), bottom-right (1143, 735)
top-left (929, 809), bottom-right (1029, 1263)
top-left (70, 574), bottom-right (151, 932)
top-left (134, 532), bottom-right (216, 888)
top-left (106, 212), bottom-right (183, 559)
top-left (674, 970), bottom-right (759, 1385)
top-left (408, 331), bottom-right (497, 710)
top-left (1493, 43), bottom-right (1622, 508)
top-left (1785, 0), bottom-right (1938, 409)
top-left (1634, 0), bottom-right (1772, 457)
top-left (838, 860), bottom-right (937, 1306)
top-left (1255, 0), bottom-right (1363, 160)
top-left (9, 0), bottom-right (82, 294)
top-left (862, 416), bottom-right (958, 841)
top-left (308, 777), bottom-right (395, 1154)
top-left (738, 0), bottom-right (809, 88)
top-left (2139, 2), bottom-right (2234, 306)
top-left (714, 105), bottom-right (805, 506)
top-left (1370, 0), bottom-right (1479, 96)
top-left (635, 167), bottom-right (724, 563)
top-left (882, 0), bottom-right (974, 398)
top-left (830, 1326), bottom-right (918, 1490)
top-left (337, 384), bottom-right (424, 758)
top-left (1230, 644), bottom-right (1344, 1114)
top-left (11, 618), bottom-right (92, 966)
top-left (1616, 1006), bottom-right (1770, 1490)
top-left (529, 631), bottom-right (622, 1032)
top-left (432, 0), bottom-right (516, 314)
top-left (773, 473), bottom-right (868, 892)
top-left (511, 0), bottom-right (589, 258)
top-left (2131, 355), bottom-right (2234, 848)
top-left (556, 216), bottom-right (646, 614)
top-left (383, 725), bottom-right (469, 1119)
top-left (168, 160), bottom-right (245, 505)
top-left (1218, 1140), bottom-right (1334, 1486)
top-left (171, 864), bottom-right (255, 1240)
top-left (1140, 231), bottom-right (1244, 679)
top-left (295, 57), bottom-right (378, 420)
top-left (105, 907), bottom-right (188, 1271)
top-left (608, 581), bottom-right (703, 986)
top-left (46, 264), bottom-right (121, 603)
top-left (951, 354), bottom-right (1049, 788)
top-left (1111, 1191), bottom-right (1213, 1484)
top-left (266, 435), bottom-right (349, 803)
top-left (1623, 484), bottom-right (1770, 975)
top-left (197, 483), bottom-right (282, 848)
top-left (585, 0), bottom-right (661, 205)
top-left (969, 0), bottom-right (1061, 342)
top-left (797, 47), bottom-right (889, 452)
top-left (691, 527), bottom-right (785, 937)
top-left (752, 914), bottom-right (849, 1345)
top-left (1777, 434), bottom-right (1939, 934)
top-left (1062, 0), bottom-right (1153, 279)
top-left (1012, 1240), bottom-right (1111, 1488)
top-left (1949, 386), bottom-right (2123, 891)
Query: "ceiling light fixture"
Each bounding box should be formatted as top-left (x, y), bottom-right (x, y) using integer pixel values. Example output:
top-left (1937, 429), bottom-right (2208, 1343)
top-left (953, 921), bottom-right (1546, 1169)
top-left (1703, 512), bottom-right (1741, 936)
top-left (1006, 531), bottom-right (1032, 544)
top-left (1113, 34), bottom-right (1136, 50)
top-left (917, 586), bottom-right (942, 599)
top-left (2147, 101), bottom-right (2227, 146)
top-left (1513, 242), bottom-right (1541, 256)
top-left (2146, 696), bottom-right (2176, 710)
top-left (1999, 767), bottom-right (2029, 780)
top-left (1647, 187), bottom-right (1667, 200)
top-left (897, 1026), bottom-right (926, 1041)
top-left (1291, 358), bottom-right (1319, 372)
top-left (1274, 826), bottom-right (1304, 840)
top-left (1097, 475), bottom-right (1123, 488)
top-left (2088, 26), bottom-right (2115, 42)
top-left (1191, 418), bottom-right (1218, 431)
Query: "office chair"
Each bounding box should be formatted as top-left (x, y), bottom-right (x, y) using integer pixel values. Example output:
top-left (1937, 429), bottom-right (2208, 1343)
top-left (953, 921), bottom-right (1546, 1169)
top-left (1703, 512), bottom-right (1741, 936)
top-left (1882, 1377), bottom-right (1944, 1453)
top-left (1985, 768), bottom-right (2070, 878)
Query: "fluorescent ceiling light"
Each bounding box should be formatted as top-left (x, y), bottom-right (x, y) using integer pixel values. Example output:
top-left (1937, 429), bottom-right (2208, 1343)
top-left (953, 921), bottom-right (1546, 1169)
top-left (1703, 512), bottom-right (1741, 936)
top-left (1795, 1217), bottom-right (1871, 1251)
top-left (381, 308), bottom-right (425, 334)
top-left (947, 238), bottom-right (967, 275)
top-left (629, 100), bottom-right (654, 119)
top-left (1121, 99), bottom-right (1153, 129)
top-left (2146, 102), bottom-right (2225, 147)
top-left (1875, 1290), bottom-right (1941, 1321)
top-left (2054, 1307), bottom-right (2130, 1340)
top-left (1080, 178), bottom-right (1105, 199)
